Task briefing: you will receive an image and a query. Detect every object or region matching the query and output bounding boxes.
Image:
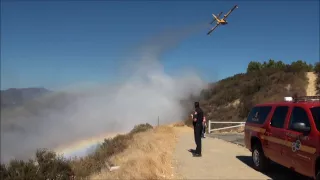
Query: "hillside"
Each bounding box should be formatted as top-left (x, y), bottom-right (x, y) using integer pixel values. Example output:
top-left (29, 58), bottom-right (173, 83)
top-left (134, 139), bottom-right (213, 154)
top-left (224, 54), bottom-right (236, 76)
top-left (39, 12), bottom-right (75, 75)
top-left (1, 87), bottom-right (51, 109)
top-left (185, 60), bottom-right (319, 128)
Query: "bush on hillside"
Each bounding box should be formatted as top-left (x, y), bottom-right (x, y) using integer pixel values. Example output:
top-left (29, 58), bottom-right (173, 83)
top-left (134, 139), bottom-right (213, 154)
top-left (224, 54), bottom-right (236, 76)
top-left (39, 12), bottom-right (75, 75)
top-left (287, 60), bottom-right (314, 73)
top-left (247, 59), bottom-right (287, 73)
top-left (36, 149), bottom-right (73, 179)
top-left (129, 123), bottom-right (153, 134)
top-left (0, 150), bottom-right (73, 180)
top-left (1, 160), bottom-right (40, 180)
top-left (0, 123), bottom-right (153, 180)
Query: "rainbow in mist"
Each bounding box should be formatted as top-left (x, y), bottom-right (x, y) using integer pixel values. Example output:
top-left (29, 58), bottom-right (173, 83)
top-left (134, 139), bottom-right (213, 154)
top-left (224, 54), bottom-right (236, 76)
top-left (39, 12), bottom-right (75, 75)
top-left (54, 132), bottom-right (124, 158)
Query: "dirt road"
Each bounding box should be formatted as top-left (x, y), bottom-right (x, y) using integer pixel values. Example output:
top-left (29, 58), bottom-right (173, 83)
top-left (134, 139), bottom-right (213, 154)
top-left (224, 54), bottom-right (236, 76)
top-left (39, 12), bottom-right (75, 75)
top-left (306, 72), bottom-right (317, 96)
top-left (173, 127), bottom-right (310, 180)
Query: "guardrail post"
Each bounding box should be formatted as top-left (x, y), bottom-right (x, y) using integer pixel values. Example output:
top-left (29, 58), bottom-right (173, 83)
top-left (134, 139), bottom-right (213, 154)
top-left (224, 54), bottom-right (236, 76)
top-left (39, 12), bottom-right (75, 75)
top-left (208, 120), bottom-right (211, 134)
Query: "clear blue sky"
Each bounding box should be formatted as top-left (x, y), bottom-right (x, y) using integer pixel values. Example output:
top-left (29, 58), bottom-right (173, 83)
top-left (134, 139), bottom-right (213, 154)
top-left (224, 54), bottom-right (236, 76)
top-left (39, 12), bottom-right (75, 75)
top-left (1, 0), bottom-right (319, 90)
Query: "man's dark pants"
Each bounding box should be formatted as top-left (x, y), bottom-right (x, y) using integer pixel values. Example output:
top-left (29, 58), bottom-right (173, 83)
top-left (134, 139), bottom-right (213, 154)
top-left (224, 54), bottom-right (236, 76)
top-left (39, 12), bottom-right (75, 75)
top-left (195, 123), bottom-right (203, 155)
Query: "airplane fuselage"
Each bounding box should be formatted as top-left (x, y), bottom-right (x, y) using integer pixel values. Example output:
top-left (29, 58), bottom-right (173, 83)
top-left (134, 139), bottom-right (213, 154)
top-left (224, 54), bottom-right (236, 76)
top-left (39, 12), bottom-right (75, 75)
top-left (217, 19), bottom-right (228, 25)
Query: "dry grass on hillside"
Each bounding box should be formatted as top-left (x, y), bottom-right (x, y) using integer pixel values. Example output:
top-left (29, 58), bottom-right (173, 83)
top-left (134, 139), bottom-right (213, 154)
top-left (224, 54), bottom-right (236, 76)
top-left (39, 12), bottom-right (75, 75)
top-left (91, 126), bottom-right (177, 180)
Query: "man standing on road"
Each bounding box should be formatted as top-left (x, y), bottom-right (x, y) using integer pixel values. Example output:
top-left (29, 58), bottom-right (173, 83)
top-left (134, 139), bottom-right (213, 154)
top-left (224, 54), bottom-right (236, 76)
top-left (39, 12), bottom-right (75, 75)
top-left (192, 101), bottom-right (204, 157)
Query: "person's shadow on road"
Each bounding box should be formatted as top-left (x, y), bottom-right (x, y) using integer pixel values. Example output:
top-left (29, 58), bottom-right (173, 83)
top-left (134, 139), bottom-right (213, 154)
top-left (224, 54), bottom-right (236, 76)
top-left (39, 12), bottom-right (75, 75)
top-left (187, 149), bottom-right (195, 154)
top-left (235, 156), bottom-right (311, 180)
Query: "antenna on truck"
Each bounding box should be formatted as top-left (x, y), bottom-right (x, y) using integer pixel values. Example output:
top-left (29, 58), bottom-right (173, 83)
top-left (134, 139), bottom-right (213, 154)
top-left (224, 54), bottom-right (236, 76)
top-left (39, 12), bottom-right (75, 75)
top-left (284, 96), bottom-right (320, 102)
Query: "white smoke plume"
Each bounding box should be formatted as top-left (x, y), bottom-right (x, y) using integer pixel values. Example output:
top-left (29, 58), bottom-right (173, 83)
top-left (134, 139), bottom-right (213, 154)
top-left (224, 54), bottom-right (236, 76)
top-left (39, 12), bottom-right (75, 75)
top-left (1, 23), bottom-right (207, 163)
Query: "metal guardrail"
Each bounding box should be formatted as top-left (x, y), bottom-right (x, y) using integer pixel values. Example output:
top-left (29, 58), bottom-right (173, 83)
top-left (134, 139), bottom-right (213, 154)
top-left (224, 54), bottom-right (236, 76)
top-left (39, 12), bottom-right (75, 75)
top-left (208, 120), bottom-right (245, 133)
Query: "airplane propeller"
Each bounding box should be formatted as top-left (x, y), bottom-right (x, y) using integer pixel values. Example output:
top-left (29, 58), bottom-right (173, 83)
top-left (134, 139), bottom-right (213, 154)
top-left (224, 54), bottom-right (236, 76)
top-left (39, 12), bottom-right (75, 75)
top-left (209, 12), bottom-right (223, 24)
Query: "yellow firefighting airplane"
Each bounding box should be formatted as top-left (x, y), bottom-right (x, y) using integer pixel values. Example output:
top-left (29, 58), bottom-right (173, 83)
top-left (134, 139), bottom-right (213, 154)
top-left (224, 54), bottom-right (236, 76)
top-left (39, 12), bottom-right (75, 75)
top-left (207, 5), bottom-right (239, 35)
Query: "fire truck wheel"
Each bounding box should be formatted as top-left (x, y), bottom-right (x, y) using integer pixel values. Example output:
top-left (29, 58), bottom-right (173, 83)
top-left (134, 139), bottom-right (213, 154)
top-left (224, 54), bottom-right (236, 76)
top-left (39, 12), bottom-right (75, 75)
top-left (252, 143), bottom-right (269, 172)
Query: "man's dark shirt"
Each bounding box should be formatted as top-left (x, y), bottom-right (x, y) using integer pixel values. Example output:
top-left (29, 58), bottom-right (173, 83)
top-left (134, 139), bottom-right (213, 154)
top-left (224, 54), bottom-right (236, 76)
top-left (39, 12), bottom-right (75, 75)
top-left (193, 107), bottom-right (204, 125)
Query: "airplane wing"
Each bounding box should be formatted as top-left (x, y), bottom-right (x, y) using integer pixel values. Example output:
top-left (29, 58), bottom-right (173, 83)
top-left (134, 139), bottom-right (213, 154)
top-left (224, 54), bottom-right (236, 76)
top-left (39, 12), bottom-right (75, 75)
top-left (209, 12), bottom-right (223, 24)
top-left (207, 24), bottom-right (220, 35)
top-left (223, 5), bottom-right (238, 20)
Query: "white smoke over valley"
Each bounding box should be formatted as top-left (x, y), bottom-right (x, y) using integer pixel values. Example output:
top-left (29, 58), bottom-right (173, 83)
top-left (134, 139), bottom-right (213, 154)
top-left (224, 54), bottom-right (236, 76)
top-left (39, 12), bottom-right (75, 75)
top-left (1, 23), bottom-right (207, 163)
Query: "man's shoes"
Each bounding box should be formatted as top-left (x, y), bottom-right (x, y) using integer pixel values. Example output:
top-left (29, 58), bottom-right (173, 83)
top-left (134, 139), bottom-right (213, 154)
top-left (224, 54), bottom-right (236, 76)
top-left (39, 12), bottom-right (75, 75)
top-left (193, 153), bottom-right (202, 157)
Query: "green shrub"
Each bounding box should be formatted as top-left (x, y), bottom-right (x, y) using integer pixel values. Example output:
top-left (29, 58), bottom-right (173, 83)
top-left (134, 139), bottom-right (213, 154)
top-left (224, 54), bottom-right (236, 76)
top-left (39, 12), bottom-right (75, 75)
top-left (35, 149), bottom-right (73, 180)
top-left (3, 160), bottom-right (39, 180)
top-left (1, 150), bottom-right (73, 180)
top-left (289, 60), bottom-right (314, 72)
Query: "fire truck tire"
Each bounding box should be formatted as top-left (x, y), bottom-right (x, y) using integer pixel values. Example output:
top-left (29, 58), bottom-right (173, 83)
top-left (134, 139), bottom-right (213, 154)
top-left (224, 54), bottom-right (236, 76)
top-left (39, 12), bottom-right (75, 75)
top-left (252, 143), bottom-right (269, 172)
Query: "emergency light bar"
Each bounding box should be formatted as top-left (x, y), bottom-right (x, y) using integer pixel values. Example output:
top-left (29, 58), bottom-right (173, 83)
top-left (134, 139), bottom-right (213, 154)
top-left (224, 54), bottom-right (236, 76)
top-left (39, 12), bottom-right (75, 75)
top-left (284, 97), bottom-right (293, 102)
top-left (284, 96), bottom-right (320, 102)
